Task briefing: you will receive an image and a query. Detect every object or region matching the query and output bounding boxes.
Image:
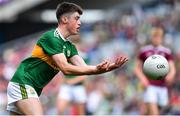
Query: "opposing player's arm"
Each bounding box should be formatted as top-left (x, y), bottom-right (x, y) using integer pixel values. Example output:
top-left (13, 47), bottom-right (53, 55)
top-left (165, 60), bottom-right (176, 84)
top-left (134, 58), bottom-right (149, 86)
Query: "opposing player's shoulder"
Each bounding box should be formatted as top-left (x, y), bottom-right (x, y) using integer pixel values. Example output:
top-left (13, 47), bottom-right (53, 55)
top-left (139, 45), bottom-right (153, 53)
top-left (159, 46), bottom-right (172, 54)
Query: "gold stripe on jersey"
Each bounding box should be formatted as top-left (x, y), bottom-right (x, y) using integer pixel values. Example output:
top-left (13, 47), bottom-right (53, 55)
top-left (31, 45), bottom-right (59, 70)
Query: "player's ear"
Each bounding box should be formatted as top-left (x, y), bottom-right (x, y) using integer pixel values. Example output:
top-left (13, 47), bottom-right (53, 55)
top-left (61, 16), bottom-right (68, 24)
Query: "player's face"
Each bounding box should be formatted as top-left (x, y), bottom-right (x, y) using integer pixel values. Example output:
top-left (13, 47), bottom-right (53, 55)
top-left (67, 12), bottom-right (81, 35)
top-left (151, 35), bottom-right (163, 46)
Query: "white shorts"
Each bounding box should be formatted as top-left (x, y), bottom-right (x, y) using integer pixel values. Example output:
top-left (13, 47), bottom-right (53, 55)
top-left (7, 82), bottom-right (39, 114)
top-left (58, 84), bottom-right (87, 103)
top-left (143, 85), bottom-right (169, 106)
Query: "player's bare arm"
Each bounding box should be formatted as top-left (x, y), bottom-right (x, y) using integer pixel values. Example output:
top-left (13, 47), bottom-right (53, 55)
top-left (165, 60), bottom-right (176, 85)
top-left (69, 55), bottom-right (87, 66)
top-left (134, 58), bottom-right (149, 87)
top-left (63, 55), bottom-right (87, 84)
top-left (52, 53), bottom-right (96, 75)
top-left (52, 53), bottom-right (128, 75)
top-left (69, 55), bottom-right (111, 73)
top-left (52, 53), bottom-right (111, 75)
top-left (69, 54), bottom-right (128, 73)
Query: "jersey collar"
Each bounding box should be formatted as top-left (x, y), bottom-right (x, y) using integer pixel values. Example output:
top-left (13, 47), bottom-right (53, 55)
top-left (151, 44), bottom-right (163, 49)
top-left (55, 28), bottom-right (68, 41)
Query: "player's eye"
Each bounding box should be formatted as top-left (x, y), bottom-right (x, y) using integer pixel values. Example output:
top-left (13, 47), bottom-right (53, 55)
top-left (75, 16), bottom-right (80, 20)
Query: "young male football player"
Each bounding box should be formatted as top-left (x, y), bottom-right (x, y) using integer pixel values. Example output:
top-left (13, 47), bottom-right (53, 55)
top-left (7, 2), bottom-right (128, 115)
top-left (134, 27), bottom-right (176, 115)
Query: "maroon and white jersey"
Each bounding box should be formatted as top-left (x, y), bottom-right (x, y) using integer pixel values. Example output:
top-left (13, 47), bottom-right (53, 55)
top-left (138, 44), bottom-right (174, 86)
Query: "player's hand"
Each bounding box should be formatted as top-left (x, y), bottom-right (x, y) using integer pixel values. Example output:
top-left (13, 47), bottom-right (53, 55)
top-left (165, 76), bottom-right (174, 86)
top-left (96, 60), bottom-right (111, 73)
top-left (107, 56), bottom-right (129, 71)
top-left (114, 56), bottom-right (129, 68)
top-left (141, 78), bottom-right (150, 88)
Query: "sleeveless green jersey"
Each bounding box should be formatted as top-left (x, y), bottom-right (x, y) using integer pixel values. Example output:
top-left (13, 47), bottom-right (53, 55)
top-left (11, 28), bottom-right (78, 95)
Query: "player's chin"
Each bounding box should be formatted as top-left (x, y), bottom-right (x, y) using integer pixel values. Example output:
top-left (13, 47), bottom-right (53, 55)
top-left (72, 31), bottom-right (79, 35)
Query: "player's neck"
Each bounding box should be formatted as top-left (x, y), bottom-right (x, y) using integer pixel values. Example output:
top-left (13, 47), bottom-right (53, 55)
top-left (57, 25), bottom-right (70, 40)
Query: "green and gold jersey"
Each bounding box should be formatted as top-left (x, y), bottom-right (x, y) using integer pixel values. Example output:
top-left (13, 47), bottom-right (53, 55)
top-left (11, 28), bottom-right (78, 96)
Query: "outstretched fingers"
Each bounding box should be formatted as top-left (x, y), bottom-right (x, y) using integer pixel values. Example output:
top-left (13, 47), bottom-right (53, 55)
top-left (96, 57), bottom-right (128, 73)
top-left (97, 60), bottom-right (111, 71)
top-left (97, 60), bottom-right (107, 69)
top-left (115, 57), bottom-right (129, 66)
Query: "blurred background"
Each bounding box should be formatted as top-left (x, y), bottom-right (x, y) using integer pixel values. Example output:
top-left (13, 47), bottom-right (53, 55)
top-left (0, 0), bottom-right (180, 115)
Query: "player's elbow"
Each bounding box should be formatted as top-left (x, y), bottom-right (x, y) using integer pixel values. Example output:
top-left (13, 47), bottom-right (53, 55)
top-left (61, 69), bottom-right (71, 75)
top-left (170, 67), bottom-right (176, 77)
top-left (133, 67), bottom-right (138, 75)
top-left (58, 63), bottom-right (71, 75)
top-left (61, 68), bottom-right (72, 75)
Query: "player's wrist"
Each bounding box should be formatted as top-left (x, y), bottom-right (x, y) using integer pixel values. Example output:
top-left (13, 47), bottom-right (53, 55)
top-left (89, 65), bottom-right (99, 74)
top-left (94, 65), bottom-right (106, 74)
top-left (108, 63), bottom-right (118, 71)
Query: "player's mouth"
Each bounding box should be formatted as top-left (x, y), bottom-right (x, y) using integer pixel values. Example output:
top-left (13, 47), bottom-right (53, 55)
top-left (77, 27), bottom-right (80, 32)
top-left (76, 27), bottom-right (80, 32)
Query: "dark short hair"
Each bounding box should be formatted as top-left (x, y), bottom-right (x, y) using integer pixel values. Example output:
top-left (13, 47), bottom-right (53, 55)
top-left (56, 2), bottom-right (83, 23)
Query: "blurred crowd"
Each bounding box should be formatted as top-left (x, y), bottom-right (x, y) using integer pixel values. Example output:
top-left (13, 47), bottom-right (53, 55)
top-left (1, 0), bottom-right (180, 115)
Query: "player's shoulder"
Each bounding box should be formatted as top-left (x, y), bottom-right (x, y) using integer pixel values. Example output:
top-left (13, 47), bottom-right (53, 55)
top-left (65, 37), bottom-right (75, 46)
top-left (66, 39), bottom-right (74, 45)
top-left (139, 45), bottom-right (153, 53)
top-left (40, 28), bottom-right (65, 43)
top-left (159, 46), bottom-right (172, 54)
top-left (41, 28), bottom-right (56, 38)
